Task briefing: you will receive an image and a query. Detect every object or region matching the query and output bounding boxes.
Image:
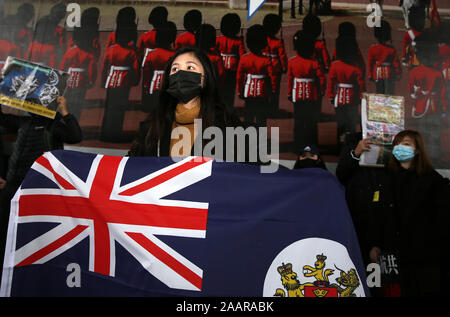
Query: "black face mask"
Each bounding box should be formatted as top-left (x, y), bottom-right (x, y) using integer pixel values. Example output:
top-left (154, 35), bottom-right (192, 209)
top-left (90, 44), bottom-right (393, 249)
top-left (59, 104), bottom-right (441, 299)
top-left (166, 70), bottom-right (202, 104)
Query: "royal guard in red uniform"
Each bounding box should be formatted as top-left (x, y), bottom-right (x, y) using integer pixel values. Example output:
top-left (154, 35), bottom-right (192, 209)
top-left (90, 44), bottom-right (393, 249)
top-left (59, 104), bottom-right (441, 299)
top-left (331, 22), bottom-right (366, 78)
top-left (402, 6), bottom-right (425, 68)
top-left (24, 18), bottom-right (57, 68)
top-left (328, 36), bottom-right (364, 146)
top-left (196, 24), bottom-right (225, 81)
top-left (303, 14), bottom-right (330, 74)
top-left (0, 22), bottom-right (22, 69)
top-left (409, 34), bottom-right (447, 163)
top-left (175, 10), bottom-right (202, 50)
top-left (216, 13), bottom-right (245, 111)
top-left (262, 14), bottom-right (288, 117)
top-left (4, 3), bottom-right (35, 55)
top-left (60, 23), bottom-right (98, 121)
top-left (368, 20), bottom-right (401, 95)
top-left (436, 21), bottom-right (450, 101)
top-left (106, 7), bottom-right (137, 48)
top-left (142, 21), bottom-right (176, 113)
top-left (101, 23), bottom-right (140, 142)
top-left (237, 24), bottom-right (276, 127)
top-left (67, 8), bottom-right (101, 62)
top-left (288, 30), bottom-right (326, 149)
top-left (137, 6), bottom-right (168, 65)
top-left (24, 3), bottom-right (67, 68)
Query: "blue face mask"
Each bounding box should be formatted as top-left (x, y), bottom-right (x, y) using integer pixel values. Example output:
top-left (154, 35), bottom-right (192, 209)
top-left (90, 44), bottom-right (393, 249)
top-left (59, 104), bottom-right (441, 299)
top-left (392, 145), bottom-right (415, 162)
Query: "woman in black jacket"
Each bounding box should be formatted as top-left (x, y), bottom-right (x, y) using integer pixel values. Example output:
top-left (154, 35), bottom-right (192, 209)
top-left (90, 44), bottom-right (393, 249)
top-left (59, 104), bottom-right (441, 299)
top-left (337, 130), bottom-right (450, 296)
top-left (128, 46), bottom-right (263, 165)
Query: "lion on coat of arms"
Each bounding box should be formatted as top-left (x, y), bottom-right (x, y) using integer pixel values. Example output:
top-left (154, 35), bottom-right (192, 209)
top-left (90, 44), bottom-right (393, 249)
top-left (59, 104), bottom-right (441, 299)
top-left (273, 254), bottom-right (360, 297)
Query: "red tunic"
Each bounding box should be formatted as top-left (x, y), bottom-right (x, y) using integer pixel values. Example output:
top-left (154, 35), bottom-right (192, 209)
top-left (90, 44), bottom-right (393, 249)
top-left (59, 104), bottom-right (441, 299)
top-left (439, 43), bottom-right (450, 81)
top-left (24, 42), bottom-right (56, 68)
top-left (262, 36), bottom-right (288, 74)
top-left (332, 48), bottom-right (366, 77)
top-left (287, 54), bottom-right (325, 102)
top-left (0, 39), bottom-right (22, 61)
top-left (236, 52), bottom-right (276, 98)
top-left (137, 30), bottom-right (157, 62)
top-left (313, 40), bottom-right (331, 73)
top-left (402, 29), bottom-right (421, 66)
top-left (409, 64), bottom-right (447, 116)
top-left (174, 32), bottom-right (196, 50)
top-left (59, 45), bottom-right (97, 89)
top-left (368, 44), bottom-right (401, 81)
top-left (101, 44), bottom-right (140, 89)
top-left (215, 35), bottom-right (245, 72)
top-left (327, 60), bottom-right (364, 107)
top-left (67, 36), bottom-right (101, 61)
top-left (142, 47), bottom-right (174, 95)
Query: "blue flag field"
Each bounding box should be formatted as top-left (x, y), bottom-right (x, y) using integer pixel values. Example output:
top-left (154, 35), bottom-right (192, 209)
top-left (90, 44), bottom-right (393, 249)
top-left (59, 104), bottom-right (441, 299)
top-left (0, 150), bottom-right (368, 297)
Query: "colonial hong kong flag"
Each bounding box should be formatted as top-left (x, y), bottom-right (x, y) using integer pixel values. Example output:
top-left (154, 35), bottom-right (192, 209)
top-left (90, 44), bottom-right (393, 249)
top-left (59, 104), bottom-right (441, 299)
top-left (1, 150), bottom-right (369, 297)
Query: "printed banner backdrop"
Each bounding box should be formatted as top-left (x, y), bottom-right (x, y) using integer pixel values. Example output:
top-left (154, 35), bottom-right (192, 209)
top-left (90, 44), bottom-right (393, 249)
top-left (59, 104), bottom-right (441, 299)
top-left (1, 150), bottom-right (368, 297)
top-left (0, 0), bottom-right (448, 168)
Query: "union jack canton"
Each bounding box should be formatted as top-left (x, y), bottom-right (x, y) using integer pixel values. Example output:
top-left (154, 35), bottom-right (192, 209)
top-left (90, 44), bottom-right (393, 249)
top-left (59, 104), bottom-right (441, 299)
top-left (4, 151), bottom-right (212, 294)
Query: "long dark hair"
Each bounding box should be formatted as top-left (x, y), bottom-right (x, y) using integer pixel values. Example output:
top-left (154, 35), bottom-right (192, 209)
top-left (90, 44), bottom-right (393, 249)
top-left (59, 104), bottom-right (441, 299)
top-left (144, 46), bottom-right (226, 152)
top-left (387, 130), bottom-right (434, 176)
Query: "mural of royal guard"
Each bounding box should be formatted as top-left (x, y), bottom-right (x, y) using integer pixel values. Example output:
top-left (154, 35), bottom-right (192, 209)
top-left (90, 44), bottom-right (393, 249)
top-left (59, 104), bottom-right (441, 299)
top-left (368, 20), bottom-right (402, 95)
top-left (137, 6), bottom-right (168, 65)
top-left (175, 9), bottom-right (202, 50)
top-left (331, 22), bottom-right (366, 78)
top-left (106, 7), bottom-right (137, 48)
top-left (67, 7), bottom-right (101, 62)
top-left (262, 14), bottom-right (287, 117)
top-left (216, 13), bottom-right (245, 113)
top-left (59, 8), bottom-right (100, 121)
top-left (328, 36), bottom-right (365, 148)
top-left (100, 8), bottom-right (140, 142)
top-left (2, 3), bottom-right (35, 61)
top-left (409, 33), bottom-right (447, 164)
top-left (437, 21), bottom-right (450, 106)
top-left (288, 30), bottom-right (326, 150)
top-left (141, 21), bottom-right (176, 113)
top-left (237, 24), bottom-right (276, 128)
top-left (24, 3), bottom-right (67, 68)
top-left (195, 24), bottom-right (224, 82)
top-left (401, 6), bottom-right (425, 68)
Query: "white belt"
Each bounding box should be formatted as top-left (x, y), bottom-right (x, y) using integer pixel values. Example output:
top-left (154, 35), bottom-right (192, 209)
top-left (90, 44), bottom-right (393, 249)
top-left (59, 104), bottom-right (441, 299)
top-left (411, 87), bottom-right (436, 118)
top-left (248, 74), bottom-right (265, 79)
top-left (149, 70), bottom-right (164, 94)
top-left (221, 53), bottom-right (236, 57)
top-left (294, 78), bottom-right (314, 83)
top-left (244, 74), bottom-right (266, 97)
top-left (105, 66), bottom-right (131, 88)
top-left (68, 67), bottom-right (86, 72)
top-left (111, 66), bottom-right (130, 71)
top-left (337, 83), bottom-right (354, 88)
top-left (142, 48), bottom-right (155, 67)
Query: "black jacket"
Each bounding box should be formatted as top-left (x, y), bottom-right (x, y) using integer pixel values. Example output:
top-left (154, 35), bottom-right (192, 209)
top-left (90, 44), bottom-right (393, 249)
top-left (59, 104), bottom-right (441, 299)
top-left (0, 111), bottom-right (83, 186)
top-left (337, 133), bottom-right (450, 296)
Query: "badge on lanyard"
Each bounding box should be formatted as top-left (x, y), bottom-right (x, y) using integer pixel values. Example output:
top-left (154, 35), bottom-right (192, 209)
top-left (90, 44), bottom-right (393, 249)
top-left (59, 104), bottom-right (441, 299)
top-left (373, 190), bottom-right (380, 202)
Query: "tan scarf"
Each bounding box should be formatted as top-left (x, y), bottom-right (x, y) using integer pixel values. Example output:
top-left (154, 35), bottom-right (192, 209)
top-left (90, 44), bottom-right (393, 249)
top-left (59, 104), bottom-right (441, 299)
top-left (169, 103), bottom-right (200, 157)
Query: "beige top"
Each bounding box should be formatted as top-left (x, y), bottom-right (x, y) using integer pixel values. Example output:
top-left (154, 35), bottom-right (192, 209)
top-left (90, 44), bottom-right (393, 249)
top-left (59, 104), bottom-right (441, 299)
top-left (169, 103), bottom-right (200, 157)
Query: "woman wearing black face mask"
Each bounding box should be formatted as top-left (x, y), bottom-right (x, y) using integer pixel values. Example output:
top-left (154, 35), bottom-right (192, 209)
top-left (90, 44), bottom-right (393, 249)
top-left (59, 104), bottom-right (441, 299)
top-left (128, 47), bottom-right (257, 162)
